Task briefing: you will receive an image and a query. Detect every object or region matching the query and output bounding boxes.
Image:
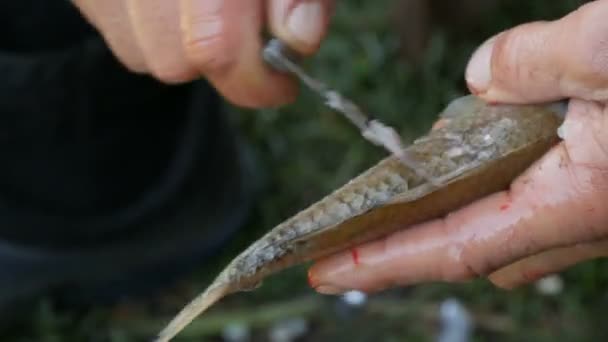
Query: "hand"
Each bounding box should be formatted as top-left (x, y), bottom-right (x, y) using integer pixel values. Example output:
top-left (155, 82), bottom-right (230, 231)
top-left (72, 0), bottom-right (334, 108)
top-left (308, 0), bottom-right (608, 294)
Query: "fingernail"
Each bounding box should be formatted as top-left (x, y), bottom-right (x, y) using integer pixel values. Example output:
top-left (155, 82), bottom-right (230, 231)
top-left (466, 36), bottom-right (496, 95)
top-left (286, 1), bottom-right (325, 47)
top-left (315, 285), bottom-right (348, 295)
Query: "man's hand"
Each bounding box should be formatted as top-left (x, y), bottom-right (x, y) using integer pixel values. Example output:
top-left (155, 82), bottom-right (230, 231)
top-left (308, 0), bottom-right (608, 294)
top-left (72, 0), bottom-right (334, 108)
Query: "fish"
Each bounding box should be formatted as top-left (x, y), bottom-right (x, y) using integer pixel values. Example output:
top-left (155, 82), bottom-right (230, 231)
top-left (154, 95), bottom-right (567, 342)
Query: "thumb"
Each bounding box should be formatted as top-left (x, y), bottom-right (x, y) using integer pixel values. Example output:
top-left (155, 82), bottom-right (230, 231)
top-left (268, 0), bottom-right (335, 55)
top-left (465, 1), bottom-right (608, 104)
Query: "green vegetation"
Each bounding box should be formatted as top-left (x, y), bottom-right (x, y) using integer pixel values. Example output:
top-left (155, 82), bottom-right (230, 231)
top-left (7, 1), bottom-right (608, 341)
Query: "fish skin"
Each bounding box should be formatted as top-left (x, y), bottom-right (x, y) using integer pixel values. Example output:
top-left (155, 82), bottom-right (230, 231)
top-left (155, 95), bottom-right (566, 342)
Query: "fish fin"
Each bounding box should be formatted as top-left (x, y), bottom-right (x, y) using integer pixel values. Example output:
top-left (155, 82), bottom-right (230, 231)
top-left (387, 161), bottom-right (486, 204)
top-left (439, 95), bottom-right (481, 119)
top-left (154, 282), bottom-right (231, 342)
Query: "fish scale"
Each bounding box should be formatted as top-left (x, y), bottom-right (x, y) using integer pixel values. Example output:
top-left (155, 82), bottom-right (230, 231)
top-left (154, 95), bottom-right (566, 342)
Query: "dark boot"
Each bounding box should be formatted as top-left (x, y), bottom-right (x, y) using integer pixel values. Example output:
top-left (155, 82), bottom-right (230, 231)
top-left (0, 0), bottom-right (256, 312)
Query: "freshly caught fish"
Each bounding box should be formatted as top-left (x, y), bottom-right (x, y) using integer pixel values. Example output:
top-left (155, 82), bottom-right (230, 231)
top-left (155, 95), bottom-right (566, 342)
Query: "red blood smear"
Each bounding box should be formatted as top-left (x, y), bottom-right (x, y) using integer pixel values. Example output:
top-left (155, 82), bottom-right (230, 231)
top-left (351, 248), bottom-right (360, 266)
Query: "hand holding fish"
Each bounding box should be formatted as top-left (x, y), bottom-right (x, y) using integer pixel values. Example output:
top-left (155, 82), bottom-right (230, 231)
top-left (309, 0), bottom-right (608, 292)
top-left (153, 2), bottom-right (608, 341)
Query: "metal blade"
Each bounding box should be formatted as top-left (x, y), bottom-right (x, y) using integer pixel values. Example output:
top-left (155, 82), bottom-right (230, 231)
top-left (262, 39), bottom-right (439, 186)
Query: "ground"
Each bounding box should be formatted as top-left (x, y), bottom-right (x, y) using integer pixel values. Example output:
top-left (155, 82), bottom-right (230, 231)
top-left (6, 1), bottom-right (608, 341)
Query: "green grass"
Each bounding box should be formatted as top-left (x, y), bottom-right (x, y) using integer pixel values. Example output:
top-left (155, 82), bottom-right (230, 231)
top-left (6, 1), bottom-right (608, 341)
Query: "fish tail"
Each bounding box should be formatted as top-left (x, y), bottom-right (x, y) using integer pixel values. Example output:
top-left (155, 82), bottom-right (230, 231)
top-left (154, 282), bottom-right (231, 342)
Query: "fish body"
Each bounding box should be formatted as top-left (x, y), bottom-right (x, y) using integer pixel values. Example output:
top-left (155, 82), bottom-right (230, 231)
top-left (155, 95), bottom-right (566, 342)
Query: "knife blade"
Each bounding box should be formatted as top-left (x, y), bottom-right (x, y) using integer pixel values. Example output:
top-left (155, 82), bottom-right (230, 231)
top-left (262, 38), bottom-right (439, 186)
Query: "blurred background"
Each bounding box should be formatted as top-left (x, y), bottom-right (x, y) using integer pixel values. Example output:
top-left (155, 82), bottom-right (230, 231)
top-left (5, 0), bottom-right (608, 341)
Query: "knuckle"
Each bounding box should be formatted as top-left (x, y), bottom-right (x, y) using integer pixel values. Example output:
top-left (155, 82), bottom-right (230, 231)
top-left (442, 257), bottom-right (480, 282)
top-left (491, 29), bottom-right (525, 83)
top-left (569, 4), bottom-right (608, 85)
top-left (577, 28), bottom-right (608, 83)
top-left (183, 20), bottom-right (234, 75)
top-left (454, 255), bottom-right (484, 281)
top-left (438, 216), bottom-right (486, 282)
top-left (445, 236), bottom-right (505, 282)
top-left (438, 236), bottom-right (485, 282)
top-left (490, 30), bottom-right (518, 80)
top-left (491, 23), bottom-right (546, 87)
top-left (585, 36), bottom-right (608, 78)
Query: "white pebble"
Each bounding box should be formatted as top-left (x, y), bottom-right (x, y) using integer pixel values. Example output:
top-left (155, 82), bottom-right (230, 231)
top-left (342, 290), bottom-right (368, 307)
top-left (437, 298), bottom-right (473, 342)
top-left (535, 275), bottom-right (564, 296)
top-left (269, 318), bottom-right (309, 342)
top-left (222, 323), bottom-right (250, 342)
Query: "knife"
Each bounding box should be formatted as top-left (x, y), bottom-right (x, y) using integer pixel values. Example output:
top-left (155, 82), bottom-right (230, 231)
top-left (262, 38), bottom-right (439, 186)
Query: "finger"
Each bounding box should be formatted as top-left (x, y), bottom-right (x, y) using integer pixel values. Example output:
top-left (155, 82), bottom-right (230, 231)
top-left (72, 0), bottom-right (147, 73)
top-left (488, 239), bottom-right (608, 289)
top-left (126, 0), bottom-right (199, 83)
top-left (181, 0), bottom-right (297, 108)
top-left (465, 1), bottom-right (608, 103)
top-left (268, 0), bottom-right (336, 55)
top-left (309, 99), bottom-right (608, 294)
